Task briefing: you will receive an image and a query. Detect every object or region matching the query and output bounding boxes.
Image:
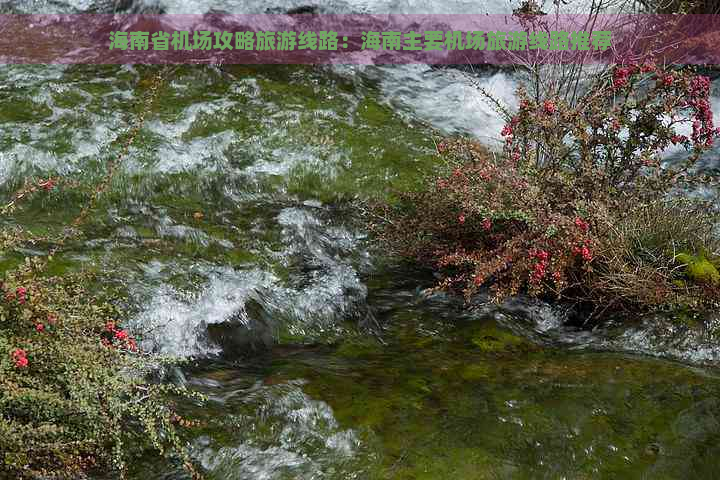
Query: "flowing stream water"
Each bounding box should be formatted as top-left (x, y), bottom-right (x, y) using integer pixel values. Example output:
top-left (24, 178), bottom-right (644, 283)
top-left (3, 1), bottom-right (720, 478)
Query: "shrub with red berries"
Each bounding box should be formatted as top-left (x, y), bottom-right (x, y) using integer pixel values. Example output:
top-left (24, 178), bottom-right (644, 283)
top-left (502, 64), bottom-right (720, 202)
top-left (371, 138), bottom-right (599, 302)
top-left (372, 63), bottom-right (720, 315)
top-left (0, 262), bottom-right (203, 479)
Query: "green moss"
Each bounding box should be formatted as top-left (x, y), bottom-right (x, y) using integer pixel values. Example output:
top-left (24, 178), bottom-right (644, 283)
top-left (470, 324), bottom-right (526, 352)
top-left (41, 254), bottom-right (89, 277)
top-left (0, 98), bottom-right (53, 123)
top-left (676, 253), bottom-right (720, 285)
top-left (335, 337), bottom-right (383, 359)
top-left (688, 260), bottom-right (720, 285)
top-left (357, 98), bottom-right (394, 127)
top-left (405, 376), bottom-right (433, 394)
top-left (460, 363), bottom-right (490, 381)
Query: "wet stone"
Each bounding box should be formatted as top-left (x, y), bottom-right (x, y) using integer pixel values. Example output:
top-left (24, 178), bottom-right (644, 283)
top-left (206, 298), bottom-right (275, 357)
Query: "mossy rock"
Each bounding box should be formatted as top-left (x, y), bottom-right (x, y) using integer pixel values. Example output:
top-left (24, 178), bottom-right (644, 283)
top-left (335, 338), bottom-right (383, 359)
top-left (470, 324), bottom-right (526, 353)
top-left (676, 253), bottom-right (720, 286)
top-left (460, 364), bottom-right (490, 381)
top-left (671, 308), bottom-right (700, 327)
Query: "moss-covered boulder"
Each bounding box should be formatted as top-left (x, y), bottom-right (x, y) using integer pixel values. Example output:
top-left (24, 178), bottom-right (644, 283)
top-left (470, 324), bottom-right (526, 352)
top-left (676, 253), bottom-right (720, 286)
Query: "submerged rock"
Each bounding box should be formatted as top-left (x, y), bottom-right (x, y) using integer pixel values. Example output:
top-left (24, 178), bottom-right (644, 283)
top-left (470, 323), bottom-right (527, 353)
top-left (264, 5), bottom-right (320, 13)
top-left (206, 298), bottom-right (275, 357)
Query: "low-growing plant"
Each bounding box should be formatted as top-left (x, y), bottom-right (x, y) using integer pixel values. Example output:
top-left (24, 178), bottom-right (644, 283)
top-left (590, 199), bottom-right (720, 312)
top-left (0, 257), bottom-right (204, 479)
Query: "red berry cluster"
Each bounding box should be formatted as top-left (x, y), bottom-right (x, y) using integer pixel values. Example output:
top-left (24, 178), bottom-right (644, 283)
top-left (543, 100), bottom-right (557, 114)
top-left (574, 217), bottom-right (589, 232)
top-left (38, 178), bottom-right (56, 191)
top-left (530, 249), bottom-right (550, 282)
top-left (572, 241), bottom-right (593, 262)
top-left (101, 321), bottom-right (137, 351)
top-left (5, 286), bottom-right (28, 305)
top-left (11, 348), bottom-right (28, 368)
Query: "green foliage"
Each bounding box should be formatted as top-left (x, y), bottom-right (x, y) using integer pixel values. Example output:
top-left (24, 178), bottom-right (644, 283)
top-left (471, 325), bottom-right (526, 353)
top-left (503, 65), bottom-right (718, 201)
top-left (0, 257), bottom-right (204, 479)
top-left (370, 137), bottom-right (598, 302)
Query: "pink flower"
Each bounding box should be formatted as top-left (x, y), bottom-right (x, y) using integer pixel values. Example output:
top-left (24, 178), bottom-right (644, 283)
top-left (481, 218), bottom-right (492, 231)
top-left (689, 75), bottom-right (710, 97)
top-left (662, 74), bottom-right (674, 87)
top-left (501, 124), bottom-right (513, 136)
top-left (531, 261), bottom-right (547, 282)
top-left (543, 100), bottom-right (557, 114)
top-left (35, 323), bottom-right (45, 332)
top-left (458, 214), bottom-right (466, 224)
top-left (641, 62), bottom-right (656, 73)
top-left (535, 250), bottom-right (549, 261)
top-left (574, 217), bottom-right (589, 232)
top-left (529, 249), bottom-right (551, 282)
top-left (574, 246), bottom-right (593, 261)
